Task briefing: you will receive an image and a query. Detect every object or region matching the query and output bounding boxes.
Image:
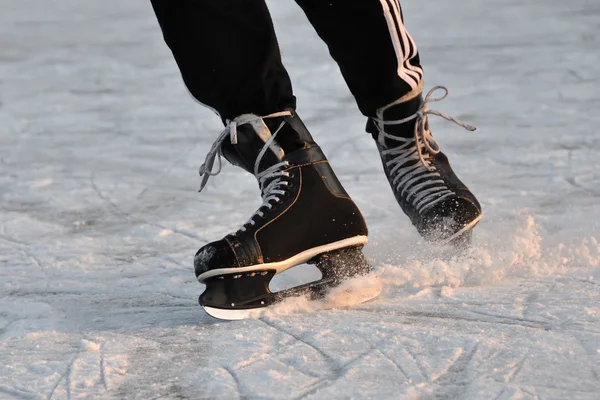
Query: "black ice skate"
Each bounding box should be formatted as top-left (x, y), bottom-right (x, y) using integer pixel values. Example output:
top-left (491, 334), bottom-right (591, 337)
top-left (195, 111), bottom-right (373, 320)
top-left (367, 84), bottom-right (482, 245)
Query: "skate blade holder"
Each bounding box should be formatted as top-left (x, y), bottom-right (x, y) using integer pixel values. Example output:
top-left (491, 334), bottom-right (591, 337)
top-left (199, 246), bottom-right (372, 320)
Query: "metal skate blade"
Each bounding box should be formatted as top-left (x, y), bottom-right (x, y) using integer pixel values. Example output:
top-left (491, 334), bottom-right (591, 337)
top-left (200, 245), bottom-right (376, 320)
top-left (203, 284), bottom-right (380, 321)
top-left (203, 306), bottom-right (265, 321)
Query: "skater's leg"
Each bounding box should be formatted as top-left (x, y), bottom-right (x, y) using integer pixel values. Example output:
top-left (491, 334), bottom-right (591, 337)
top-left (296, 0), bottom-right (481, 242)
top-left (294, 0), bottom-right (423, 117)
top-left (150, 0), bottom-right (295, 121)
top-left (151, 1), bottom-right (374, 319)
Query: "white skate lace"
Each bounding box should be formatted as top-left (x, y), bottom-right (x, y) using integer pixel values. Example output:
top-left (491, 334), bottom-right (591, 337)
top-left (372, 86), bottom-right (476, 214)
top-left (197, 111), bottom-right (293, 232)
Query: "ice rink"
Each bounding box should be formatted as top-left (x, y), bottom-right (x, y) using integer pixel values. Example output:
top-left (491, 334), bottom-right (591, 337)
top-left (1, 0), bottom-right (599, 398)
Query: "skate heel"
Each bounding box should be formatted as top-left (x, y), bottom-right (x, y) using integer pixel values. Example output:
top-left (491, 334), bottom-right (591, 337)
top-left (310, 246), bottom-right (372, 280)
top-left (308, 246), bottom-right (373, 298)
top-left (308, 245), bottom-right (381, 305)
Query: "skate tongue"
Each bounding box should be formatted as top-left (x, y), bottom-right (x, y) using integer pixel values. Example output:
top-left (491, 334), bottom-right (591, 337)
top-left (232, 112), bottom-right (309, 174)
top-left (373, 94), bottom-right (424, 146)
top-left (219, 114), bottom-right (290, 176)
top-left (371, 86), bottom-right (477, 149)
top-left (198, 111), bottom-right (294, 193)
top-left (235, 114), bottom-right (285, 160)
top-left (230, 114), bottom-right (285, 165)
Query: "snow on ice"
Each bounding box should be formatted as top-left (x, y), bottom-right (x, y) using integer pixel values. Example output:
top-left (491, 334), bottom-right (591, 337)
top-left (1, 0), bottom-right (599, 399)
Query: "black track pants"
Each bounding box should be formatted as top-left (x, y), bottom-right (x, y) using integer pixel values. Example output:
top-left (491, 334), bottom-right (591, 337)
top-left (150, 0), bottom-right (423, 121)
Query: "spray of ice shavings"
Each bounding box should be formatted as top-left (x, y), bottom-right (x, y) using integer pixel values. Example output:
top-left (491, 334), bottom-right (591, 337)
top-left (381, 215), bottom-right (600, 292)
top-left (253, 215), bottom-right (600, 318)
top-left (255, 271), bottom-right (383, 318)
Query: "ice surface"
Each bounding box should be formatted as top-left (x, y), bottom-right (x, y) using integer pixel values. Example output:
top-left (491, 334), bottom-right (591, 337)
top-left (1, 0), bottom-right (599, 398)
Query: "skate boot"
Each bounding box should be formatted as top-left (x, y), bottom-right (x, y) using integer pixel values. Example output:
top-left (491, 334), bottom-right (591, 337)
top-left (367, 84), bottom-right (482, 245)
top-left (195, 111), bottom-right (373, 320)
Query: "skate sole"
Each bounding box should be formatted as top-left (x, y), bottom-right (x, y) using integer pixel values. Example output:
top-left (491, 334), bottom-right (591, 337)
top-left (203, 285), bottom-right (381, 320)
top-left (197, 235), bottom-right (368, 283)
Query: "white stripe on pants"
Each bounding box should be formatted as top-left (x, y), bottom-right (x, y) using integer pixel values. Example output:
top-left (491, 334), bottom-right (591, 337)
top-left (379, 0), bottom-right (423, 90)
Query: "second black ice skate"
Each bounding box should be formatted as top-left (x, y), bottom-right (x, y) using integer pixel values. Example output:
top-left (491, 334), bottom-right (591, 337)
top-left (367, 85), bottom-right (482, 244)
top-left (195, 111), bottom-right (373, 320)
